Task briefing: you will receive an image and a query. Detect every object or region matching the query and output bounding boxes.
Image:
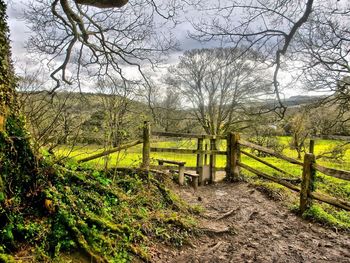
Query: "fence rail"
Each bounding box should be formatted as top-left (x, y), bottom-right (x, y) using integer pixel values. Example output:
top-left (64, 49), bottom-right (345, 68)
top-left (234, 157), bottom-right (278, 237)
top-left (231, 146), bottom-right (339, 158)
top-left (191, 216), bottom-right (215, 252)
top-left (234, 136), bottom-right (350, 212)
top-left (238, 139), bottom-right (303, 166)
top-left (150, 147), bottom-right (227, 155)
top-left (240, 149), bottom-right (296, 178)
top-left (313, 163), bottom-right (350, 181)
top-left (152, 131), bottom-right (226, 140)
top-left (77, 140), bottom-right (143, 163)
top-left (238, 162), bottom-right (301, 192)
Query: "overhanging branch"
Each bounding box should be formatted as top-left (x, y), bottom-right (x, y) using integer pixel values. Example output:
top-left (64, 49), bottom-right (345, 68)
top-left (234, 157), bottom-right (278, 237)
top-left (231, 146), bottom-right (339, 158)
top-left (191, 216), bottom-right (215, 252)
top-left (74, 0), bottom-right (128, 8)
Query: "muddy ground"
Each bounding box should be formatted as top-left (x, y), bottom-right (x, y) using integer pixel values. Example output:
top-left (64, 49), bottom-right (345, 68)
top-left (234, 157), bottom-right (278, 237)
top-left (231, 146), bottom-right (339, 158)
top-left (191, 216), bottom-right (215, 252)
top-left (151, 182), bottom-right (350, 263)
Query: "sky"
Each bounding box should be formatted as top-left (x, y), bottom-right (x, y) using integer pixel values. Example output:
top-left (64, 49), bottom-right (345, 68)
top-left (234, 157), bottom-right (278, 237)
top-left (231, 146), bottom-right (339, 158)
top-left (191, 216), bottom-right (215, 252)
top-left (6, 0), bottom-right (308, 98)
top-left (6, 0), bottom-right (229, 98)
top-left (8, 1), bottom-right (28, 60)
top-left (6, 1), bottom-right (207, 71)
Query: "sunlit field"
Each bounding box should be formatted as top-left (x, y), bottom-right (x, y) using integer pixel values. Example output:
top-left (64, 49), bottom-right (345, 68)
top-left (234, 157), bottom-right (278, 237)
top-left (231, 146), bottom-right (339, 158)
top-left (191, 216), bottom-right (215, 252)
top-left (55, 135), bottom-right (350, 228)
top-left (55, 135), bottom-right (350, 202)
top-left (55, 136), bottom-right (350, 172)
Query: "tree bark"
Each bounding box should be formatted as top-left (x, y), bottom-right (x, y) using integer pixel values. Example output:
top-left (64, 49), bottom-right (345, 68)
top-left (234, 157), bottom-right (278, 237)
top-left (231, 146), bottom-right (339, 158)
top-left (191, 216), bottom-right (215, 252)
top-left (0, 0), bottom-right (18, 199)
top-left (0, 0), bottom-right (37, 205)
top-left (75, 0), bottom-right (128, 8)
top-left (0, 0), bottom-right (17, 117)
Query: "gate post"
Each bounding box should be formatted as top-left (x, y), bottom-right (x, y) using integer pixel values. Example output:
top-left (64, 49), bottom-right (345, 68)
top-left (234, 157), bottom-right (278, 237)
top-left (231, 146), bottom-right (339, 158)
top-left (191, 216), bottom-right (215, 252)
top-left (210, 137), bottom-right (217, 183)
top-left (228, 133), bottom-right (241, 181)
top-left (226, 133), bottom-right (231, 180)
top-left (300, 153), bottom-right (316, 213)
top-left (141, 121), bottom-right (151, 170)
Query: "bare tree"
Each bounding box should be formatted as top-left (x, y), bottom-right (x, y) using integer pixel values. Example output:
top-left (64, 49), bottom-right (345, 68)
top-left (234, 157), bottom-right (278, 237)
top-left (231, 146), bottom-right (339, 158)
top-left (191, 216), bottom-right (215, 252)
top-left (189, 0), bottom-right (316, 116)
top-left (96, 78), bottom-right (133, 146)
top-left (289, 113), bottom-right (309, 159)
top-left (87, 78), bottom-right (133, 168)
top-left (17, 68), bottom-right (86, 153)
top-left (295, 5), bottom-right (350, 119)
top-left (166, 47), bottom-right (271, 135)
top-left (25, 0), bottom-right (183, 91)
top-left (147, 86), bottom-right (193, 132)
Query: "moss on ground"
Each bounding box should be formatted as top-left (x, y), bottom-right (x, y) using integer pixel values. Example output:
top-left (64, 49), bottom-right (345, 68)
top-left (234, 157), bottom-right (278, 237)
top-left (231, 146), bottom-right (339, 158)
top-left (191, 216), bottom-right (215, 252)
top-left (0, 162), bottom-right (196, 262)
top-left (302, 204), bottom-right (350, 230)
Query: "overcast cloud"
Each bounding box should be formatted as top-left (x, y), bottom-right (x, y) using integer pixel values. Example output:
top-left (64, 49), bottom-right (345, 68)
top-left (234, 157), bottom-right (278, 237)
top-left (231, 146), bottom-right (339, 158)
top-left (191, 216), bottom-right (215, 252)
top-left (5, 0), bottom-right (309, 98)
top-left (6, 1), bottom-right (216, 75)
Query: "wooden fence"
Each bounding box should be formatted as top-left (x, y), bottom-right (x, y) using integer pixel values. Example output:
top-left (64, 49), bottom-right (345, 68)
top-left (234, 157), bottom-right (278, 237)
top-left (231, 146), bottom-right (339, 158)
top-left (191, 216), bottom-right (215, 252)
top-left (78, 121), bottom-right (350, 213)
top-left (143, 121), bottom-right (227, 184)
top-left (236, 137), bottom-right (350, 213)
top-left (145, 125), bottom-right (350, 213)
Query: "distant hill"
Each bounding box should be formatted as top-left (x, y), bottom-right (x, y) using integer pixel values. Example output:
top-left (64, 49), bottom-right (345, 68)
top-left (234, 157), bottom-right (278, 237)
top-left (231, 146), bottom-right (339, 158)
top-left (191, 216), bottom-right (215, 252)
top-left (260, 95), bottom-right (325, 109)
top-left (285, 95), bottom-right (324, 107)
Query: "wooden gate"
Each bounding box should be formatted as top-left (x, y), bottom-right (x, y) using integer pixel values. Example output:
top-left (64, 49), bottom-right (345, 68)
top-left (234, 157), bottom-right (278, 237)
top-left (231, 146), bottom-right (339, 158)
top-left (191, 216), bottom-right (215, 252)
top-left (140, 121), bottom-right (240, 184)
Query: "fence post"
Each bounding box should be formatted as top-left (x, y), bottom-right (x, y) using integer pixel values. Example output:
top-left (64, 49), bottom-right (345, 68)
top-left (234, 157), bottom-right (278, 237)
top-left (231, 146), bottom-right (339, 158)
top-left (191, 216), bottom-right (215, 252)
top-left (141, 121), bottom-right (151, 170)
top-left (309, 139), bottom-right (315, 154)
top-left (226, 133), bottom-right (232, 180)
top-left (233, 133), bottom-right (241, 181)
top-left (178, 165), bottom-right (185, 186)
top-left (196, 138), bottom-right (204, 184)
top-left (226, 132), bottom-right (241, 181)
top-left (210, 137), bottom-right (217, 183)
top-left (300, 153), bottom-right (316, 213)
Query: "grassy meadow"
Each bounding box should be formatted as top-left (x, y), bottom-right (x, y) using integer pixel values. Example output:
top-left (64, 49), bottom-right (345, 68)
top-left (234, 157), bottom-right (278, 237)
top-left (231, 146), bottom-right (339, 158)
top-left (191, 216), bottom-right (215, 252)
top-left (55, 136), bottom-right (350, 229)
top-left (55, 136), bottom-right (350, 171)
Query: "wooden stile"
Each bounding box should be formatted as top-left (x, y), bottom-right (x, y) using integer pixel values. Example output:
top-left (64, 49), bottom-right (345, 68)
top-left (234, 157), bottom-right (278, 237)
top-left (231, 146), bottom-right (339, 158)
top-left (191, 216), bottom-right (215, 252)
top-left (141, 128), bottom-right (350, 211)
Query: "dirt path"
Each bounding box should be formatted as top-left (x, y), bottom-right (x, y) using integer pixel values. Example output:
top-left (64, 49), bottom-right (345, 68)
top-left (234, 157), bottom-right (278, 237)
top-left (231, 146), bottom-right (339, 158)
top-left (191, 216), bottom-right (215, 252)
top-left (152, 182), bottom-right (350, 263)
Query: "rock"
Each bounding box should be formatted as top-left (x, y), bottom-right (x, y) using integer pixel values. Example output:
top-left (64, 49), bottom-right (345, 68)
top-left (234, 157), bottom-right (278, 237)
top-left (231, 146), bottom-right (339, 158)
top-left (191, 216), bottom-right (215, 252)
top-left (272, 233), bottom-right (281, 239)
top-left (248, 242), bottom-right (259, 248)
top-left (248, 211), bottom-right (259, 220)
top-left (215, 190), bottom-right (228, 197)
top-left (324, 243), bottom-right (333, 248)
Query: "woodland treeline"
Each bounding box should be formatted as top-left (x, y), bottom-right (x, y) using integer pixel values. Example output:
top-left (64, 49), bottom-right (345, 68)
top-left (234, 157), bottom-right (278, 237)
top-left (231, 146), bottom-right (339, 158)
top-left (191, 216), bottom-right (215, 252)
top-left (19, 48), bottom-right (350, 160)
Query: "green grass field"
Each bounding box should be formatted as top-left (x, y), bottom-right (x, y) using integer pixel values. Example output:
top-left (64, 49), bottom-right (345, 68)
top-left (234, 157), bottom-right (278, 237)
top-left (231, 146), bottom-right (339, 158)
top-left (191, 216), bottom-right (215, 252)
top-left (55, 136), bottom-right (350, 171)
top-left (55, 136), bottom-right (350, 229)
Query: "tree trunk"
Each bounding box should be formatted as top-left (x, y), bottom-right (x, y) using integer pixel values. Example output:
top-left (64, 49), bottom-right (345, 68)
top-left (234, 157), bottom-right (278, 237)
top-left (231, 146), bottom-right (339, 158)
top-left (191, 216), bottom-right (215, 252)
top-left (0, 0), bottom-right (37, 205)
